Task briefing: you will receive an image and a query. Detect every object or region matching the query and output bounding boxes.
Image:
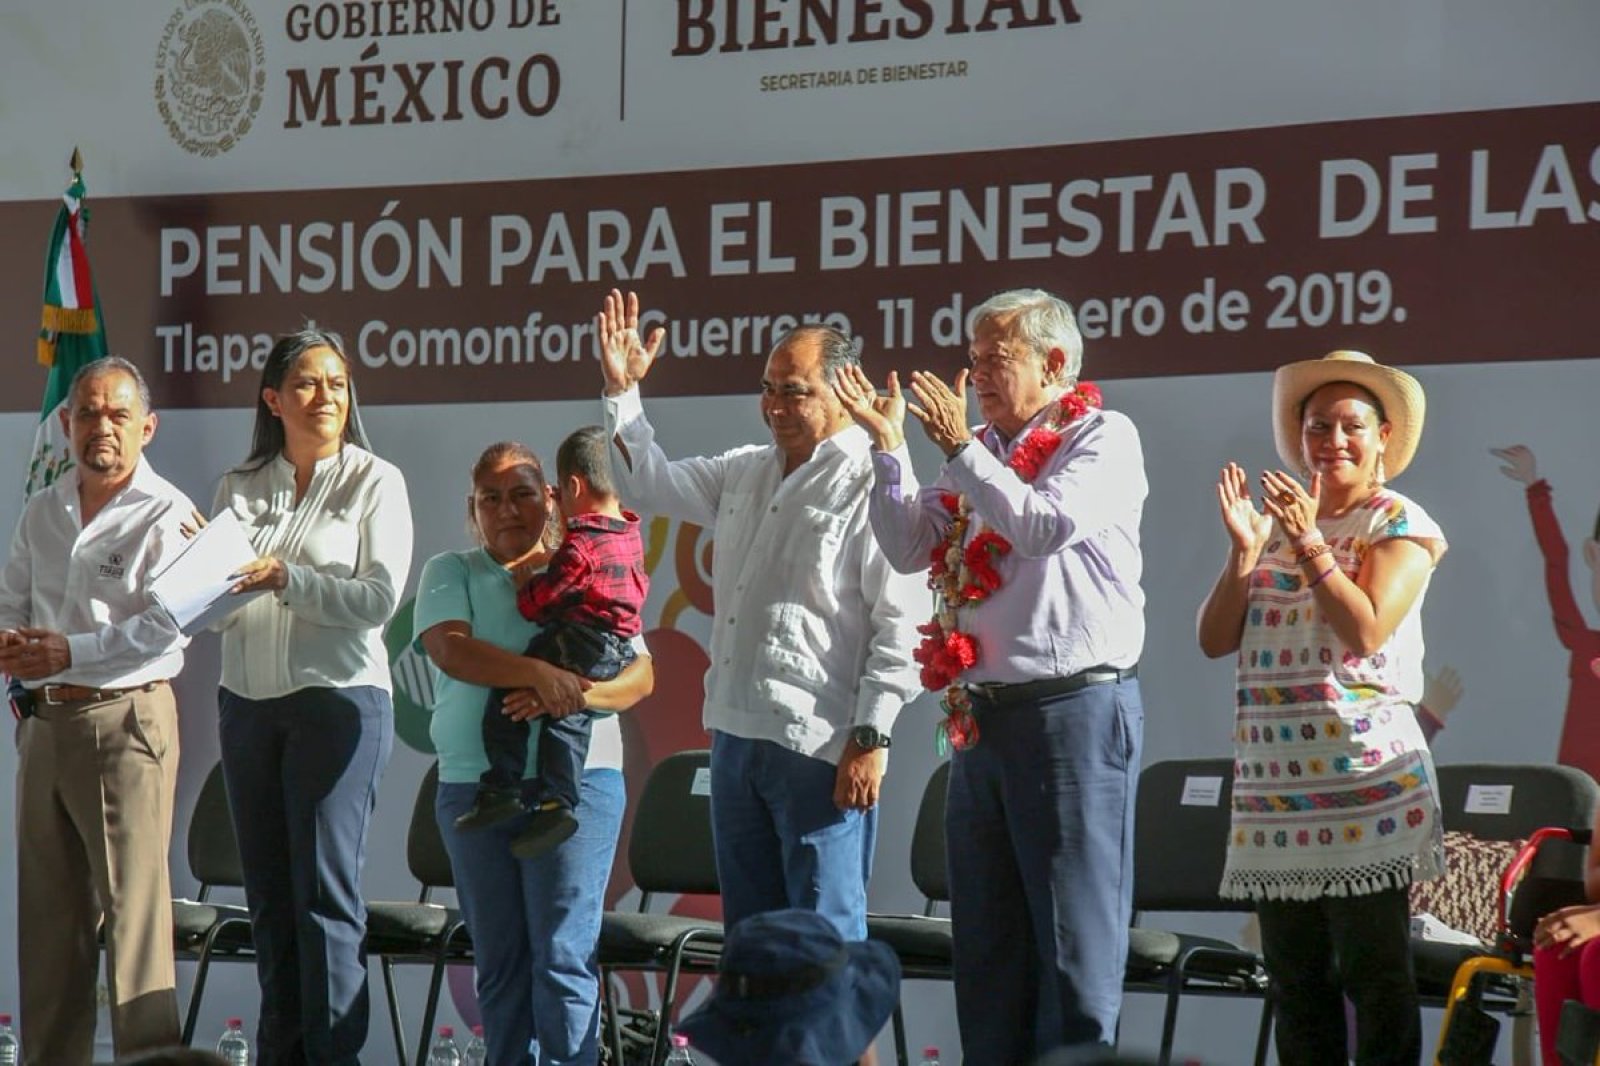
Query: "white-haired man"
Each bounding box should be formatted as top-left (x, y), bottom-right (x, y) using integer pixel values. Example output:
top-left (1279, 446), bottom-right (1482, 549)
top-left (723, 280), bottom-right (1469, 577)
top-left (837, 289), bottom-right (1147, 1064)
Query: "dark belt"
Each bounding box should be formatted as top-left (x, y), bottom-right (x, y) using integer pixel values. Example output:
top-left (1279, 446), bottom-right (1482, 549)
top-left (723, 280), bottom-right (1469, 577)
top-left (964, 665), bottom-right (1137, 708)
top-left (38, 680), bottom-right (167, 706)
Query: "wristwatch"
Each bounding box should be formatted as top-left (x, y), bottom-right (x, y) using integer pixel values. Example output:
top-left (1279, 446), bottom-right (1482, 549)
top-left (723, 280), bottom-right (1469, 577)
top-left (851, 725), bottom-right (892, 750)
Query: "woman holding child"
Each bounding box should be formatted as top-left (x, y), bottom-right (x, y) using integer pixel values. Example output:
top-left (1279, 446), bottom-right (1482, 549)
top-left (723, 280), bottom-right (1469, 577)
top-left (415, 439), bottom-right (654, 1066)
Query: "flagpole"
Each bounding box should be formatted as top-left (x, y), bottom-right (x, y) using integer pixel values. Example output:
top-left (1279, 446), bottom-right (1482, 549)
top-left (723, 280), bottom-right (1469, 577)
top-left (25, 149), bottom-right (111, 499)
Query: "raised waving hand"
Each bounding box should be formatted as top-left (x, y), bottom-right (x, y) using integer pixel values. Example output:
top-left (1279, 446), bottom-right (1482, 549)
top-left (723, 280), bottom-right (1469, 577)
top-left (596, 289), bottom-right (665, 396)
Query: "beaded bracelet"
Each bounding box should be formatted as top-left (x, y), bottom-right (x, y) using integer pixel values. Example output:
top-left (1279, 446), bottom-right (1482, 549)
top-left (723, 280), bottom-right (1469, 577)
top-left (1296, 542), bottom-right (1333, 563)
top-left (1306, 563), bottom-right (1338, 589)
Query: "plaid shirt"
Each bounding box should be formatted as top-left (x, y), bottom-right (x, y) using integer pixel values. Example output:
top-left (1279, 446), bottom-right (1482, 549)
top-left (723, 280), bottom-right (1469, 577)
top-left (516, 511), bottom-right (646, 637)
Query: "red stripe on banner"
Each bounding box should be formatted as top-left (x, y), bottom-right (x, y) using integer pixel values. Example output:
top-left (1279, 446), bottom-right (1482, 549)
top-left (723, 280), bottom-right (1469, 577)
top-left (65, 208), bottom-right (93, 311)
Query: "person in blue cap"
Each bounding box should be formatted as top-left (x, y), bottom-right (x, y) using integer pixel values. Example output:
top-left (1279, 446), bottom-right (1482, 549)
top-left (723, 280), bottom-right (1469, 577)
top-left (676, 909), bottom-right (902, 1066)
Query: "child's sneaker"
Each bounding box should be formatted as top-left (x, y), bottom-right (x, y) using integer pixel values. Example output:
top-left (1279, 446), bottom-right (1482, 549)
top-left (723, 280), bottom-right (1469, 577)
top-left (510, 804), bottom-right (579, 859)
top-left (454, 788), bottom-right (526, 830)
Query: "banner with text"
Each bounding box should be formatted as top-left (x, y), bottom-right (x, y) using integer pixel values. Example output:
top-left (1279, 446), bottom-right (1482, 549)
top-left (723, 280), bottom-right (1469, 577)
top-left (0, 100), bottom-right (1594, 410)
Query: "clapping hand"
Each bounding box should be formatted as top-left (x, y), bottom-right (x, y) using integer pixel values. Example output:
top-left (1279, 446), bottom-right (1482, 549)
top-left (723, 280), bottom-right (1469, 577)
top-left (1259, 469), bottom-right (1322, 545)
top-left (905, 369), bottom-right (973, 457)
top-left (596, 289), bottom-right (665, 396)
top-left (832, 365), bottom-right (906, 452)
top-left (1215, 463), bottom-right (1272, 564)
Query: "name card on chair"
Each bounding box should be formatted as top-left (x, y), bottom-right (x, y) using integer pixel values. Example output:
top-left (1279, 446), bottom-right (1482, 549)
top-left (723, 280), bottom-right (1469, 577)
top-left (1180, 776), bottom-right (1224, 806)
top-left (1464, 784), bottom-right (1514, 814)
top-left (690, 767), bottom-right (712, 796)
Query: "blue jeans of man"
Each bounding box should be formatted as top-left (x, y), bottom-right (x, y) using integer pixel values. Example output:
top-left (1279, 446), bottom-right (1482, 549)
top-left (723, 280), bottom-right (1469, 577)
top-left (436, 770), bottom-right (626, 1066)
top-left (708, 731), bottom-right (876, 940)
top-left (218, 685), bottom-right (394, 1066)
top-left (946, 678), bottom-right (1143, 1065)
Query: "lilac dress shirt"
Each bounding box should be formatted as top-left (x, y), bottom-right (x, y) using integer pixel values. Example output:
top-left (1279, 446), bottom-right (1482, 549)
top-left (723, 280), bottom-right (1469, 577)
top-left (867, 404), bottom-right (1147, 684)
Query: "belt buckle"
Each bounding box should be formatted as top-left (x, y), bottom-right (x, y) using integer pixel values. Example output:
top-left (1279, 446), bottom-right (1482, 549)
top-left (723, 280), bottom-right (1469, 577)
top-left (963, 681), bottom-right (1003, 703)
top-left (40, 684), bottom-right (69, 706)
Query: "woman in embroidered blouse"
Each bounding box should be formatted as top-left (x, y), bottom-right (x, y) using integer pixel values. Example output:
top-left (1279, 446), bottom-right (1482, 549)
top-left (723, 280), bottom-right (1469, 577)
top-left (1197, 350), bottom-right (1446, 1066)
top-left (212, 328), bottom-right (413, 1065)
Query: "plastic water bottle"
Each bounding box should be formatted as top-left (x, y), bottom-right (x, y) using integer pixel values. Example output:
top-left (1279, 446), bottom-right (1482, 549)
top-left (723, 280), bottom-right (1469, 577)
top-left (663, 1032), bottom-right (695, 1064)
top-left (216, 1017), bottom-right (249, 1065)
top-left (428, 1025), bottom-right (462, 1066)
top-left (0, 1013), bottom-right (19, 1066)
top-left (919, 1046), bottom-right (942, 1066)
top-left (463, 1024), bottom-right (487, 1066)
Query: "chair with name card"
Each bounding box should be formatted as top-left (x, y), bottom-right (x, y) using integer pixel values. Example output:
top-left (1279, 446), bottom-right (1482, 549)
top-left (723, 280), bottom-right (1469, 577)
top-left (596, 748), bottom-right (724, 1066)
top-left (1122, 757), bottom-right (1273, 1066)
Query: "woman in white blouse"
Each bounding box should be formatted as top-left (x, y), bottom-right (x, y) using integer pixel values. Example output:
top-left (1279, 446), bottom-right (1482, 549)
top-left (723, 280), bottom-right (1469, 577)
top-left (212, 328), bottom-right (413, 1065)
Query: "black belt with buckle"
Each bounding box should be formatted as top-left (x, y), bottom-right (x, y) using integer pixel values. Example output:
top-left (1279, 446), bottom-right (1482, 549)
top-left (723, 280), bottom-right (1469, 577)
top-left (39, 680), bottom-right (165, 706)
top-left (965, 665), bottom-right (1137, 708)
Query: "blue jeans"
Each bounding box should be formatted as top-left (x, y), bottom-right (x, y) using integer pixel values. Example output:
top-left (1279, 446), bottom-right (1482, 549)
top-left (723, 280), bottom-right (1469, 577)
top-left (481, 622), bottom-right (633, 806)
top-left (708, 731), bottom-right (876, 940)
top-left (436, 770), bottom-right (626, 1066)
top-left (945, 679), bottom-right (1143, 1065)
top-left (218, 685), bottom-right (394, 1066)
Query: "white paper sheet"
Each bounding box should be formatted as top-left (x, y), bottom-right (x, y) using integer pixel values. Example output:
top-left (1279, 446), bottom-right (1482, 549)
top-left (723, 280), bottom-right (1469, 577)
top-left (151, 511), bottom-right (265, 635)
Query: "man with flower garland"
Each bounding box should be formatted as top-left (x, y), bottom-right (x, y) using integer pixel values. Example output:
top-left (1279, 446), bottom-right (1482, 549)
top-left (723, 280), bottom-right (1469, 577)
top-left (593, 289), bottom-right (925, 1055)
top-left (836, 288), bottom-right (1147, 1064)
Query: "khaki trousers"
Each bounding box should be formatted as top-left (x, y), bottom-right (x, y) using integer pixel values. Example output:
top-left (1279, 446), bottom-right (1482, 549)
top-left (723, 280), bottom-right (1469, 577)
top-left (15, 682), bottom-right (181, 1065)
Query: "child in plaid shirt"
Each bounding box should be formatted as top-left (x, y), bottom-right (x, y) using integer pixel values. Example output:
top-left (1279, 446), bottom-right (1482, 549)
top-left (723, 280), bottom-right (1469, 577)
top-left (456, 426), bottom-right (648, 858)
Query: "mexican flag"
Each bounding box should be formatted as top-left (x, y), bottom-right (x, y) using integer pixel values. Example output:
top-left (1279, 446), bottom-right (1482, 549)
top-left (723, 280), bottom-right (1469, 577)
top-left (26, 165), bottom-right (109, 499)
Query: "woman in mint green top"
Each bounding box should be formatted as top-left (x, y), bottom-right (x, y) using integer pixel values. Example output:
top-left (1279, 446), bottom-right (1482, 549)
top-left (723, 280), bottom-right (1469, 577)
top-left (415, 441), bottom-right (653, 1066)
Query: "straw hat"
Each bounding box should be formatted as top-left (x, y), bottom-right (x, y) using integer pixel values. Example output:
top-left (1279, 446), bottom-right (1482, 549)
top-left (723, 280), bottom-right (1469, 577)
top-left (1272, 350), bottom-right (1426, 479)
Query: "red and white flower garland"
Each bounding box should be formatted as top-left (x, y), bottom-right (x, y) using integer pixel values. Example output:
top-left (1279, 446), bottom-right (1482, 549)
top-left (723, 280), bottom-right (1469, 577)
top-left (914, 382), bottom-right (1103, 751)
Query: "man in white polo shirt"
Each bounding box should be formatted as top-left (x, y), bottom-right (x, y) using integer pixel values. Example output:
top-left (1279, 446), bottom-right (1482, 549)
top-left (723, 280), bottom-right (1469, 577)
top-left (594, 290), bottom-right (925, 976)
top-left (0, 357), bottom-right (195, 1065)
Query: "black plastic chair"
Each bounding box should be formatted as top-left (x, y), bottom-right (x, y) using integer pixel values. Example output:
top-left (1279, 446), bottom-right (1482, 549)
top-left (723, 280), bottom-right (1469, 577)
top-left (597, 749), bottom-right (723, 1066)
top-left (1124, 757), bottom-right (1272, 1066)
top-left (365, 762), bottom-right (473, 1066)
top-left (173, 762), bottom-right (255, 1045)
top-left (865, 760), bottom-right (954, 1066)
